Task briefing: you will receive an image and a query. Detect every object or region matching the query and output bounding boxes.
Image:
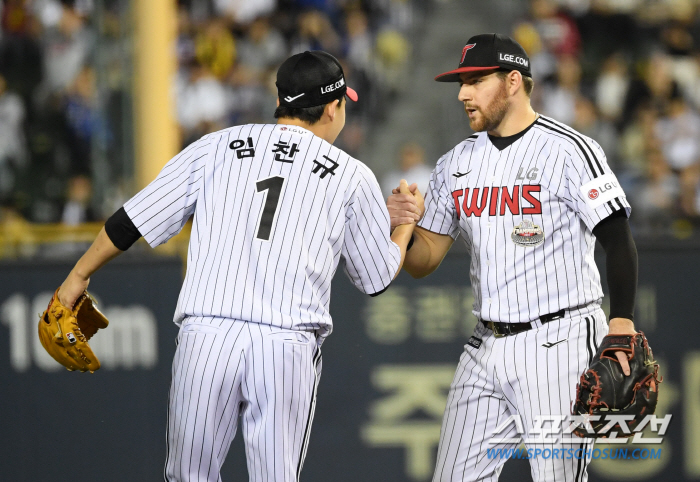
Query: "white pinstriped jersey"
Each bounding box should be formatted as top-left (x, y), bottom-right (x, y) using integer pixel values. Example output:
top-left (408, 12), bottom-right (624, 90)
top-left (124, 123), bottom-right (400, 336)
top-left (418, 115), bottom-right (631, 324)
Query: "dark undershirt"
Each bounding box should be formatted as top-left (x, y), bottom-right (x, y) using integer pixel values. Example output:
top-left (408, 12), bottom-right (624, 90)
top-left (592, 209), bottom-right (638, 321)
top-left (487, 117), bottom-right (538, 151)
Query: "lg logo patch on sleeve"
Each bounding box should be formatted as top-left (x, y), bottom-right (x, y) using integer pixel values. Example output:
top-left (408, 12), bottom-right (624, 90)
top-left (579, 173), bottom-right (625, 209)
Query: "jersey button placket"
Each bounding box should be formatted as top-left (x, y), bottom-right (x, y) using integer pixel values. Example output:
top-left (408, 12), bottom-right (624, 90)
top-left (483, 165), bottom-right (499, 315)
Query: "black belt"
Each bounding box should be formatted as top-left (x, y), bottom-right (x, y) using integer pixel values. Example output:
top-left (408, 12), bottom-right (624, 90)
top-left (480, 309), bottom-right (566, 338)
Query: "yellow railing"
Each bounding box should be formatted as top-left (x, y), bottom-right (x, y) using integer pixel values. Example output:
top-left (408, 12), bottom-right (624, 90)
top-left (0, 219), bottom-right (192, 265)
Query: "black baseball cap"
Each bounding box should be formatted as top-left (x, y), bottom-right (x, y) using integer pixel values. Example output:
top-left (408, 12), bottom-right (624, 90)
top-left (435, 33), bottom-right (532, 82)
top-left (276, 51), bottom-right (358, 108)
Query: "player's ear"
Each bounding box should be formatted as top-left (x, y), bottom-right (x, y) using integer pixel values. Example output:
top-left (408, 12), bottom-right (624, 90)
top-left (509, 71), bottom-right (523, 96)
top-left (276, 98), bottom-right (280, 107)
top-left (325, 99), bottom-right (337, 121)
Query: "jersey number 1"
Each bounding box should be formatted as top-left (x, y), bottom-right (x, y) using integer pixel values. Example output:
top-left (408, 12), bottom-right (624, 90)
top-left (255, 176), bottom-right (285, 240)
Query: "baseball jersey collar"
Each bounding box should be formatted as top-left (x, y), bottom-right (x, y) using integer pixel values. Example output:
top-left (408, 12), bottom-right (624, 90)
top-left (487, 116), bottom-right (539, 151)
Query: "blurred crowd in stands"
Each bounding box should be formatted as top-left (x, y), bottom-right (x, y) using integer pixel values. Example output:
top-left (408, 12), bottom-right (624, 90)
top-left (175, 0), bottom-right (422, 161)
top-left (515, 0), bottom-right (700, 238)
top-left (0, 0), bottom-right (128, 229)
top-left (4, 0), bottom-right (700, 243)
top-left (0, 0), bottom-right (421, 231)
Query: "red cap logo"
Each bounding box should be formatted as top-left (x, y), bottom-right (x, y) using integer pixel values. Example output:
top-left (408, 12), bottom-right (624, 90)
top-left (461, 44), bottom-right (476, 63)
top-left (588, 189), bottom-right (599, 200)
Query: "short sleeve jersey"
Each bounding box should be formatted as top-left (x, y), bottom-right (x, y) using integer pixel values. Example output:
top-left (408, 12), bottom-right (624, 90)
top-left (418, 115), bottom-right (631, 323)
top-left (124, 123), bottom-right (400, 336)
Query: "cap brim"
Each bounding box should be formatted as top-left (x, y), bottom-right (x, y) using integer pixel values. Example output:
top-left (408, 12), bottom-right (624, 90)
top-left (434, 66), bottom-right (500, 82)
top-left (346, 86), bottom-right (358, 102)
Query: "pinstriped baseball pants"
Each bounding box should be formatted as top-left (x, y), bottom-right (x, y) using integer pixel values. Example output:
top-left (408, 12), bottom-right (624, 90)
top-left (433, 307), bottom-right (608, 482)
top-left (164, 317), bottom-right (322, 482)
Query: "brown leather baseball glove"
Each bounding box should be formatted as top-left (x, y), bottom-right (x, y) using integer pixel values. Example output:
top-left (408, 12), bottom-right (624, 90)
top-left (38, 288), bottom-right (109, 372)
top-left (572, 332), bottom-right (661, 437)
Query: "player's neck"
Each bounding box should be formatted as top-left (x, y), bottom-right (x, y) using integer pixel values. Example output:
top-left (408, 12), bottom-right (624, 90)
top-left (486, 102), bottom-right (538, 138)
top-left (277, 118), bottom-right (335, 144)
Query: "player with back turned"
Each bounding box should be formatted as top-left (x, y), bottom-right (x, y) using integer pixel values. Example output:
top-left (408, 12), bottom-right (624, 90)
top-left (387, 33), bottom-right (659, 481)
top-left (47, 51), bottom-right (420, 481)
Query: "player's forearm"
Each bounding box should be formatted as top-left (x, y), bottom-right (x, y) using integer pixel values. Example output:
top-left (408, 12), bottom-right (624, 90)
top-left (71, 227), bottom-right (123, 281)
top-left (390, 223), bottom-right (416, 279)
top-left (593, 211), bottom-right (638, 322)
top-left (402, 228), bottom-right (446, 278)
top-left (604, 232), bottom-right (637, 321)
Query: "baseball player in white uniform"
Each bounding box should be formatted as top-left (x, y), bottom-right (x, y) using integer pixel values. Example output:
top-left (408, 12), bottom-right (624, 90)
top-left (387, 34), bottom-right (640, 481)
top-left (56, 51), bottom-right (420, 481)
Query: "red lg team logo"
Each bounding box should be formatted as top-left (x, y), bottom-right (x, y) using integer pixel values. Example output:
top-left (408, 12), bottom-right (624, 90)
top-left (588, 189), bottom-right (599, 200)
top-left (461, 43), bottom-right (476, 63)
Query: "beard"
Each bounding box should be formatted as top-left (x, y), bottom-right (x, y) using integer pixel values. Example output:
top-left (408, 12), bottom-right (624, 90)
top-left (465, 81), bottom-right (509, 132)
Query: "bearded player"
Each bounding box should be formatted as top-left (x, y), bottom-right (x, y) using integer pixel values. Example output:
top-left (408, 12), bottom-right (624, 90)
top-left (387, 33), bottom-right (642, 481)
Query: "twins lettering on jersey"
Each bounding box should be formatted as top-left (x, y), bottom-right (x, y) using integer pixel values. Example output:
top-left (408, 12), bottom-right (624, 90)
top-left (450, 164), bottom-right (542, 218)
top-left (452, 185), bottom-right (542, 218)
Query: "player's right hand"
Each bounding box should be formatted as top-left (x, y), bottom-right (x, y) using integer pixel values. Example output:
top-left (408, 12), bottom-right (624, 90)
top-left (58, 271), bottom-right (90, 309)
top-left (387, 180), bottom-right (424, 229)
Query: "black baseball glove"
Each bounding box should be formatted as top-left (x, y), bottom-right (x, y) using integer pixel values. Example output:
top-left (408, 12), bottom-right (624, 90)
top-left (572, 332), bottom-right (661, 438)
